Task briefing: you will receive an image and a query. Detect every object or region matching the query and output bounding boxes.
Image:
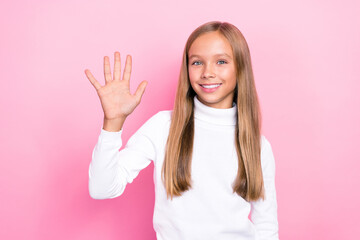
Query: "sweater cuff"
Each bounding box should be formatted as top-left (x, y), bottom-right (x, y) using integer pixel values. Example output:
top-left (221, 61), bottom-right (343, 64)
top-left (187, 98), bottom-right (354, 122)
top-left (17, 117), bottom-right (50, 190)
top-left (99, 127), bottom-right (123, 144)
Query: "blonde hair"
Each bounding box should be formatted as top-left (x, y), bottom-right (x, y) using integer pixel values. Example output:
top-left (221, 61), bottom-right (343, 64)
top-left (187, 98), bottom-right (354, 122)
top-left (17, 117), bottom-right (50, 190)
top-left (162, 21), bottom-right (264, 201)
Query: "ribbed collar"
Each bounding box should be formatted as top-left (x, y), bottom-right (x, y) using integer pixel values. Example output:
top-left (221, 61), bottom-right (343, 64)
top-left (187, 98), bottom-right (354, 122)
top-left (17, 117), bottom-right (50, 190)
top-left (193, 96), bottom-right (237, 126)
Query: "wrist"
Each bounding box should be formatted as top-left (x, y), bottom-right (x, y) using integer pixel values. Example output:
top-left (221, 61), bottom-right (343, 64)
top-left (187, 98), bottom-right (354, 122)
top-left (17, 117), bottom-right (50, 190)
top-left (103, 117), bottom-right (126, 132)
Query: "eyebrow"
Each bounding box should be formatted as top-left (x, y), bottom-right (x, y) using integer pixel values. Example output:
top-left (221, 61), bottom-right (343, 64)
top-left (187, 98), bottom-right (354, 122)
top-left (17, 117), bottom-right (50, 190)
top-left (188, 53), bottom-right (232, 60)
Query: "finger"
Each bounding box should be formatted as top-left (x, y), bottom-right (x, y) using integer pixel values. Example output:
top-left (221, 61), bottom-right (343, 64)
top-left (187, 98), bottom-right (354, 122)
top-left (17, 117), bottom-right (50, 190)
top-left (103, 56), bottom-right (112, 83)
top-left (113, 51), bottom-right (121, 81)
top-left (134, 81), bottom-right (148, 104)
top-left (85, 69), bottom-right (102, 91)
top-left (122, 55), bottom-right (132, 82)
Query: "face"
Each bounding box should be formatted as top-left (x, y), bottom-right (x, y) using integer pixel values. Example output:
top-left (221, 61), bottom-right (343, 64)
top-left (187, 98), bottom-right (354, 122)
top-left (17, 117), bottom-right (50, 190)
top-left (188, 31), bottom-right (237, 109)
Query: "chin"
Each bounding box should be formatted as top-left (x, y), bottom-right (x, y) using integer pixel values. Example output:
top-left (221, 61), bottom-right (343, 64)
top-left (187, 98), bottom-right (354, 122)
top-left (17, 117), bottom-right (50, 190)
top-left (197, 92), bottom-right (220, 101)
top-left (197, 95), bottom-right (221, 105)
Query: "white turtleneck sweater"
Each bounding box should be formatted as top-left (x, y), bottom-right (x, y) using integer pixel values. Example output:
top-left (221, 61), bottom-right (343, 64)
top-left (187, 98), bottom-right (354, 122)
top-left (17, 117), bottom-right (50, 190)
top-left (89, 96), bottom-right (279, 240)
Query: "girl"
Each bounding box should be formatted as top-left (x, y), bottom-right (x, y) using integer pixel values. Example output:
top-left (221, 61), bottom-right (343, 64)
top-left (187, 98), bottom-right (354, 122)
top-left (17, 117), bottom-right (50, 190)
top-left (85, 21), bottom-right (279, 240)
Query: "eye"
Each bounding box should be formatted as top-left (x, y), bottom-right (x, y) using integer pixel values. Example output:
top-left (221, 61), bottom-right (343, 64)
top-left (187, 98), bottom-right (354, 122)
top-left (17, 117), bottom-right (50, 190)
top-left (191, 61), bottom-right (202, 66)
top-left (217, 60), bottom-right (227, 64)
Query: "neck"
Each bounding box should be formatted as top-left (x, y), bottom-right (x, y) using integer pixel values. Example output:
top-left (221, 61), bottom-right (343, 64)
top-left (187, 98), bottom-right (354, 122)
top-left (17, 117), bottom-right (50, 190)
top-left (193, 96), bottom-right (237, 126)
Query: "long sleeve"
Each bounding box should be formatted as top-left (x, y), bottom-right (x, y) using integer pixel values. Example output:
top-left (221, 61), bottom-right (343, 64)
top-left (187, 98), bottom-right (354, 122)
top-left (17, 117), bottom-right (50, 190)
top-left (250, 136), bottom-right (279, 240)
top-left (88, 113), bottom-right (160, 200)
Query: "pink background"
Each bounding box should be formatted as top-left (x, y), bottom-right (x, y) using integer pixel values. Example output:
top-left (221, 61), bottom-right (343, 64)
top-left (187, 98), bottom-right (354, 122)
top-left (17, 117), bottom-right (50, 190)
top-left (1, 0), bottom-right (359, 239)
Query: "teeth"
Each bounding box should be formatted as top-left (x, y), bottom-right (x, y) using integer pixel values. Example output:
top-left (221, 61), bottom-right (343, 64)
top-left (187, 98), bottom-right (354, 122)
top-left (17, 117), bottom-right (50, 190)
top-left (201, 84), bottom-right (221, 89)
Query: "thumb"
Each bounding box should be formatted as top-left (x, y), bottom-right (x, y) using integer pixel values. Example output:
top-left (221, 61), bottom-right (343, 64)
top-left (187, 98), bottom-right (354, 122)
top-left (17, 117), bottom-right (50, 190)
top-left (134, 80), bottom-right (148, 104)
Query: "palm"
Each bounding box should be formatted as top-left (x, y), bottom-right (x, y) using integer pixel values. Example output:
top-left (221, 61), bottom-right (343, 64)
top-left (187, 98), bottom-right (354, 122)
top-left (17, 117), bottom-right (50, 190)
top-left (98, 80), bottom-right (138, 119)
top-left (85, 52), bottom-right (147, 120)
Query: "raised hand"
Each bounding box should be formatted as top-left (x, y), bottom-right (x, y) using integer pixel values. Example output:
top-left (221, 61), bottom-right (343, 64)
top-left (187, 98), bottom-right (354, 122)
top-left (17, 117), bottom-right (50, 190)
top-left (85, 52), bottom-right (147, 131)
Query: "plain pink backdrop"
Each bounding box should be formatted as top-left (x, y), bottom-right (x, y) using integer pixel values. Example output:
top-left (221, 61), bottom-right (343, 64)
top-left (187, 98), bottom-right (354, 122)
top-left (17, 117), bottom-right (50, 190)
top-left (1, 0), bottom-right (359, 239)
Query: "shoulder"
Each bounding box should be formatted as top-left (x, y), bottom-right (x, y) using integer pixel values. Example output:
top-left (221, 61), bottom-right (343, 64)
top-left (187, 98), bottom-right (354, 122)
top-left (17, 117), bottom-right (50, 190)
top-left (260, 135), bottom-right (271, 154)
top-left (135, 110), bottom-right (172, 135)
top-left (151, 110), bottom-right (172, 122)
top-left (260, 134), bottom-right (276, 171)
top-left (144, 110), bottom-right (172, 127)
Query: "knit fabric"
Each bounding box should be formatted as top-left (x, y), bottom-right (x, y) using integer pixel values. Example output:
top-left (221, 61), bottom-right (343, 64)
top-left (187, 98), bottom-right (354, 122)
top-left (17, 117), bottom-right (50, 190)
top-left (89, 96), bottom-right (279, 240)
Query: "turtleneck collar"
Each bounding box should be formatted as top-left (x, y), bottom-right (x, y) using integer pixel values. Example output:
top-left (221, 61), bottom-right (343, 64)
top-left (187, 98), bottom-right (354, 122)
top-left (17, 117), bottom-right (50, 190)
top-left (193, 95), bottom-right (237, 126)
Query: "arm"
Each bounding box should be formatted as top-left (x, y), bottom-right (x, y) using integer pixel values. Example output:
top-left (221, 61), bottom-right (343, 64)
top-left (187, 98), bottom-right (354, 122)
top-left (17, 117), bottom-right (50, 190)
top-left (85, 51), bottom-right (150, 199)
top-left (250, 136), bottom-right (279, 240)
top-left (88, 113), bottom-right (159, 199)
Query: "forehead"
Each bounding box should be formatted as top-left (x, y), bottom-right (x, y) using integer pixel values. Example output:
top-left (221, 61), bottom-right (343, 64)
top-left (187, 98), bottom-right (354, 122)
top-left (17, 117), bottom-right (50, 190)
top-left (188, 31), bottom-right (233, 57)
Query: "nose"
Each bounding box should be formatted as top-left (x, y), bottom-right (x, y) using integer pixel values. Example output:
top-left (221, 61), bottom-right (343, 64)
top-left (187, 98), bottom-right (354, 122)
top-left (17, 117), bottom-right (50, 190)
top-left (201, 64), bottom-right (215, 79)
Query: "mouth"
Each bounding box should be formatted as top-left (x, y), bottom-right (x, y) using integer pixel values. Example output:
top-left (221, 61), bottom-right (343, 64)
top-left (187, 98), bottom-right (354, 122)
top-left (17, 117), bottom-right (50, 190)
top-left (199, 83), bottom-right (222, 89)
top-left (199, 83), bottom-right (222, 93)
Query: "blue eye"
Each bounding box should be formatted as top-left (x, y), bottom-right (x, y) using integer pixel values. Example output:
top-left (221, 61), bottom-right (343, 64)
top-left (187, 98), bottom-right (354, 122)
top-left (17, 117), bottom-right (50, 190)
top-left (217, 60), bottom-right (227, 64)
top-left (192, 61), bottom-right (201, 66)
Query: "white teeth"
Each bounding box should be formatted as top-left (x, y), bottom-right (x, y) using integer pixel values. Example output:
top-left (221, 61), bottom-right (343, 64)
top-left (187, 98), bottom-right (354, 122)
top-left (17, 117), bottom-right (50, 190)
top-left (201, 84), bottom-right (221, 89)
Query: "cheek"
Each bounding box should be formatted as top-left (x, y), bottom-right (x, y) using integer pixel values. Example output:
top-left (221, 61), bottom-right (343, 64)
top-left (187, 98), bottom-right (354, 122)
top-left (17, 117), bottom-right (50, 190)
top-left (188, 69), bottom-right (198, 84)
top-left (220, 68), bottom-right (237, 84)
top-left (228, 66), bottom-right (237, 85)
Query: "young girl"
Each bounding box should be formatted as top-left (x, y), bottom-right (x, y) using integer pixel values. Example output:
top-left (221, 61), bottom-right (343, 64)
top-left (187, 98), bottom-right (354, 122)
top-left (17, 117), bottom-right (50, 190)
top-left (85, 21), bottom-right (279, 240)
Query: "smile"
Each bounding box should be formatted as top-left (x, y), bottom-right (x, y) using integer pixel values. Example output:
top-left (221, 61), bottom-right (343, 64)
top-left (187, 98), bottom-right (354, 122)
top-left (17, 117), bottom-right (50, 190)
top-left (199, 83), bottom-right (221, 89)
top-left (199, 83), bottom-right (222, 93)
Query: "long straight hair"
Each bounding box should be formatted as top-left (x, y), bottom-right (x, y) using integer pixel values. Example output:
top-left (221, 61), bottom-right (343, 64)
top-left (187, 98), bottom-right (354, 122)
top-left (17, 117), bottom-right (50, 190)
top-left (162, 21), bottom-right (264, 202)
